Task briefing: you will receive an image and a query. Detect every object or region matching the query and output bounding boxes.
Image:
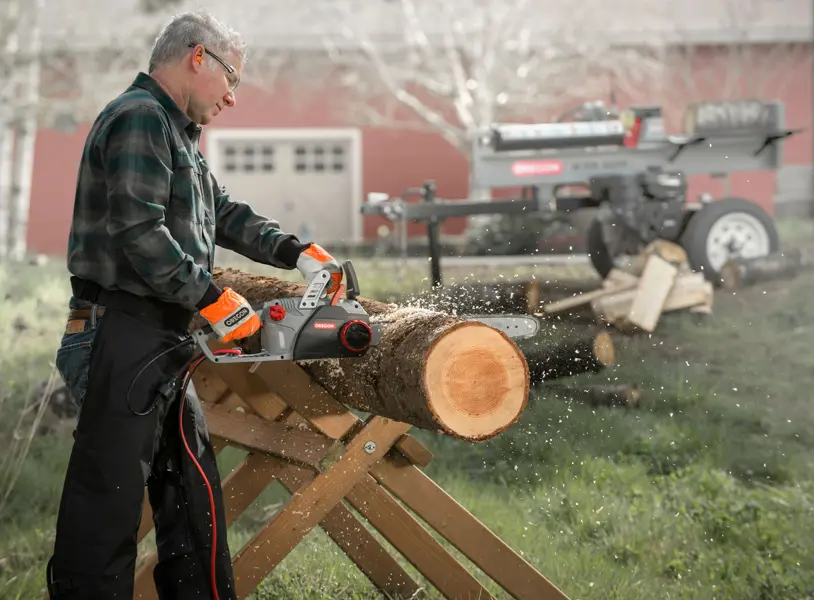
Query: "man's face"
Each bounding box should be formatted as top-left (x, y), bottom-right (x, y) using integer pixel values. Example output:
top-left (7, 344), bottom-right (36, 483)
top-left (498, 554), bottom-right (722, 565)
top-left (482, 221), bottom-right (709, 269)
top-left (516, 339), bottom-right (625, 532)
top-left (188, 46), bottom-right (242, 125)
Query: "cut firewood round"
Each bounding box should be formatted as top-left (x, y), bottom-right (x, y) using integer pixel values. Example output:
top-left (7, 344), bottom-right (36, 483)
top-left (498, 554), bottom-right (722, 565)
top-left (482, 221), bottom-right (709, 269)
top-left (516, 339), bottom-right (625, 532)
top-left (593, 331), bottom-right (615, 366)
top-left (424, 322), bottom-right (529, 440)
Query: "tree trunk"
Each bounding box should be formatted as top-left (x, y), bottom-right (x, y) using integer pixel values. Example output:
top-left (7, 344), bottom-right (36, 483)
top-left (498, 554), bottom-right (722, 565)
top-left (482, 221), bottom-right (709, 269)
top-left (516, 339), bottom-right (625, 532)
top-left (719, 248), bottom-right (811, 289)
top-left (8, 0), bottom-right (43, 261)
top-left (524, 331), bottom-right (614, 385)
top-left (0, 122), bottom-right (13, 259)
top-left (203, 267), bottom-right (530, 442)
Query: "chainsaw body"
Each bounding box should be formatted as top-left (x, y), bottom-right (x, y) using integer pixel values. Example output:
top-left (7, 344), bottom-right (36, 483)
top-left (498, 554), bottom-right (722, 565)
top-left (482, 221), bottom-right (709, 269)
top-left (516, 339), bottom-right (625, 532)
top-left (192, 260), bottom-right (381, 365)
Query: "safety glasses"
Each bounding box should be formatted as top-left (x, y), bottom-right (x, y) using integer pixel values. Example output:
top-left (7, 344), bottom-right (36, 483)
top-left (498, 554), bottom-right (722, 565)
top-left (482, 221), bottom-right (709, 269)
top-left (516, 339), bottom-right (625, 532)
top-left (188, 42), bottom-right (240, 93)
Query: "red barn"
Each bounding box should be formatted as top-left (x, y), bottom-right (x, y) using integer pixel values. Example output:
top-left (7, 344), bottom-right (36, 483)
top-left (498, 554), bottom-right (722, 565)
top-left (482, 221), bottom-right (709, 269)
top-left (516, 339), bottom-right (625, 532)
top-left (23, 0), bottom-right (814, 256)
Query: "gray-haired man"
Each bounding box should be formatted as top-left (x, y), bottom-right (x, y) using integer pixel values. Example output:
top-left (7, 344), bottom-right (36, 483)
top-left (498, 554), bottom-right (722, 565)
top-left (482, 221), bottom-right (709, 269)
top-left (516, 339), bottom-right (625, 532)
top-left (46, 9), bottom-right (341, 599)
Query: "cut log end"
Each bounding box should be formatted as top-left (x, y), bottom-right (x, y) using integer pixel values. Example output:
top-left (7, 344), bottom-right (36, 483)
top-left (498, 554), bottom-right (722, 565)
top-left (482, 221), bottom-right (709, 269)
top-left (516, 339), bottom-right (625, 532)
top-left (719, 261), bottom-right (743, 289)
top-left (425, 323), bottom-right (529, 442)
top-left (593, 331), bottom-right (615, 367)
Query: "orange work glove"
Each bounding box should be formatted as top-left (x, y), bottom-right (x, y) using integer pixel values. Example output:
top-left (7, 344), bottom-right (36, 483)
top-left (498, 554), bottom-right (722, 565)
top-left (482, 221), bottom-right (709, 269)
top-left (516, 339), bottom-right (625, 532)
top-left (199, 287), bottom-right (261, 343)
top-left (296, 243), bottom-right (342, 295)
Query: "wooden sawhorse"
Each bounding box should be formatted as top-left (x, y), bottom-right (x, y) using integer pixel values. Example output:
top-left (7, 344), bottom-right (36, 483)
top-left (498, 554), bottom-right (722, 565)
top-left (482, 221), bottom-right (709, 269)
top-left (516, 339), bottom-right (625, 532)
top-left (132, 358), bottom-right (571, 600)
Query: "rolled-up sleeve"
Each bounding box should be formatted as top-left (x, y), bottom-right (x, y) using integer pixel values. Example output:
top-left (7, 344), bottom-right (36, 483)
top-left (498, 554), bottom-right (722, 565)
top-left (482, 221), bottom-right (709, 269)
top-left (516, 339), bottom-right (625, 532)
top-left (102, 105), bottom-right (213, 310)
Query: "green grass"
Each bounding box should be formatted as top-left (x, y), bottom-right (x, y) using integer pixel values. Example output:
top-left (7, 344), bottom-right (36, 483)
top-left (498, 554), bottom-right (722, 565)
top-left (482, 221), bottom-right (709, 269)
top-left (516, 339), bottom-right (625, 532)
top-left (3, 224), bottom-right (814, 599)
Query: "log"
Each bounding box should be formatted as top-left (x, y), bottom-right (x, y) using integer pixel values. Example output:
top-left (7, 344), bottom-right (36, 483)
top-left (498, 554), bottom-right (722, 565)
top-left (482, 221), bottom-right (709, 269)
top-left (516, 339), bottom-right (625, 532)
top-left (624, 254), bottom-right (679, 333)
top-left (630, 239), bottom-right (689, 276)
top-left (538, 271), bottom-right (638, 316)
top-left (592, 271), bottom-right (713, 326)
top-left (524, 332), bottom-right (615, 385)
top-left (201, 268), bottom-right (530, 442)
top-left (719, 248), bottom-right (811, 289)
top-left (544, 383), bottom-right (641, 408)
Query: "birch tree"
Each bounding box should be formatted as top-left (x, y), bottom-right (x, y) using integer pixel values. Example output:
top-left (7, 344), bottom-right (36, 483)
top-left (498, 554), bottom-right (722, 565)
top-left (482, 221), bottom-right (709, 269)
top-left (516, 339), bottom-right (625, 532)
top-left (0, 0), bottom-right (30, 261)
top-left (6, 0), bottom-right (44, 261)
top-left (316, 0), bottom-right (669, 159)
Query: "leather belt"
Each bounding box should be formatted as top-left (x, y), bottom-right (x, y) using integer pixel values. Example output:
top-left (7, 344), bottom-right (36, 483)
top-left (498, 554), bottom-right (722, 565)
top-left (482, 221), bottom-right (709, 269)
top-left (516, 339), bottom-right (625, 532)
top-left (70, 276), bottom-right (194, 332)
top-left (68, 307), bottom-right (107, 320)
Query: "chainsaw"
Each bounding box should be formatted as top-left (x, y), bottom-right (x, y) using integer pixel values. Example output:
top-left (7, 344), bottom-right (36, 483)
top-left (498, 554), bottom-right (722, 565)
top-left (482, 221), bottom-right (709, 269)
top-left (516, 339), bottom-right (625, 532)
top-left (191, 259), bottom-right (540, 367)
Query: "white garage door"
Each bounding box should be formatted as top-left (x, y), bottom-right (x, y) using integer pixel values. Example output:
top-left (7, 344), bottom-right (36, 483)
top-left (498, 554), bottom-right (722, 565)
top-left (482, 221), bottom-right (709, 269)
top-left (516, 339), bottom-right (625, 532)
top-left (206, 130), bottom-right (360, 245)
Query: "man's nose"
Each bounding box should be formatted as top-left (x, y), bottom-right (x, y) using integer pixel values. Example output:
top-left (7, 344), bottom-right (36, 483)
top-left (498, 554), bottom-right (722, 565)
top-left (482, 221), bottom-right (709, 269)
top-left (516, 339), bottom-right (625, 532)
top-left (224, 92), bottom-right (236, 108)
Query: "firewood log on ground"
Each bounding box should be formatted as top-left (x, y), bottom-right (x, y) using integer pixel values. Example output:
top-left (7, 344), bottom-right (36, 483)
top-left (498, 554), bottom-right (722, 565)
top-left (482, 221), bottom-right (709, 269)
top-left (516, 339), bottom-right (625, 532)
top-left (719, 248), bottom-right (813, 289)
top-left (523, 331), bottom-right (615, 385)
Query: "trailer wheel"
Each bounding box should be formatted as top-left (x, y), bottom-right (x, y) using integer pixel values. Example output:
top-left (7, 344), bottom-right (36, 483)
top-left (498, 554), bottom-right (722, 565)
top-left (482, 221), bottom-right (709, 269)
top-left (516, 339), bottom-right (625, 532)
top-left (679, 197), bottom-right (779, 284)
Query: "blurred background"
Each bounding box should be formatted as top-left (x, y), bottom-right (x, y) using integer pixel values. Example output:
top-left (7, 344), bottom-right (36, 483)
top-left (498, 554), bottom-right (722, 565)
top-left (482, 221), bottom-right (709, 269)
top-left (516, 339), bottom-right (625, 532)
top-left (0, 0), bottom-right (810, 262)
top-left (1, 1), bottom-right (813, 599)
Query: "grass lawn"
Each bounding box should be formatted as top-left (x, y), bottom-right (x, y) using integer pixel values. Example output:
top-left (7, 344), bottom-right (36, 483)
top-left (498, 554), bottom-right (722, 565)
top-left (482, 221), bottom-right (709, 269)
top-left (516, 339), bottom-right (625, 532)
top-left (1, 223), bottom-right (814, 599)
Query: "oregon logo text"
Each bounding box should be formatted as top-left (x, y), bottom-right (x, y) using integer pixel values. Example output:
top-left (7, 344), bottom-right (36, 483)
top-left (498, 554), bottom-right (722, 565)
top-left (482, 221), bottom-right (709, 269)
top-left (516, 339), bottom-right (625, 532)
top-left (224, 307), bottom-right (250, 327)
top-left (313, 321), bottom-right (336, 330)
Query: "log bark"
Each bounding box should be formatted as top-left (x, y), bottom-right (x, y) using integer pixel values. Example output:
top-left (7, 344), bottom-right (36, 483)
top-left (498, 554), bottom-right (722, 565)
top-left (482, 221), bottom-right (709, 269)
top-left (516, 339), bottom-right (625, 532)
top-left (201, 268), bottom-right (530, 442)
top-left (524, 332), bottom-right (615, 385)
top-left (544, 383), bottom-right (641, 408)
top-left (719, 248), bottom-right (811, 289)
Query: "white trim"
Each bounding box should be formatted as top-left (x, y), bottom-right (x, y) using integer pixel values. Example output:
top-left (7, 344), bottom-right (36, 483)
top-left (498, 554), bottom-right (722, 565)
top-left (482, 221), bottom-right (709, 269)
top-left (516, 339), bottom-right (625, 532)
top-left (205, 127), bottom-right (363, 243)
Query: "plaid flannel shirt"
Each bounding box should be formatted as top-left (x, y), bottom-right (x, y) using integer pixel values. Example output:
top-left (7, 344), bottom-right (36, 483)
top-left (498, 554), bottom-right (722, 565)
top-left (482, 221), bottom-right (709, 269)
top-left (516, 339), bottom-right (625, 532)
top-left (66, 72), bottom-right (298, 311)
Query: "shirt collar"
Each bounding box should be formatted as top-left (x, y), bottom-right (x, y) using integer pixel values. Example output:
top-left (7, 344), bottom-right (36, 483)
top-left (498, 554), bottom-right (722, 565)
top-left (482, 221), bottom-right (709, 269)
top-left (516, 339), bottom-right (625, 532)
top-left (130, 72), bottom-right (202, 143)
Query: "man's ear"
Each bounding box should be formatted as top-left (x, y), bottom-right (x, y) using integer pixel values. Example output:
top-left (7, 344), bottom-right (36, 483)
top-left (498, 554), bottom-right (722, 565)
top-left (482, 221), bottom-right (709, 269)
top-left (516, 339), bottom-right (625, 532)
top-left (192, 45), bottom-right (204, 68)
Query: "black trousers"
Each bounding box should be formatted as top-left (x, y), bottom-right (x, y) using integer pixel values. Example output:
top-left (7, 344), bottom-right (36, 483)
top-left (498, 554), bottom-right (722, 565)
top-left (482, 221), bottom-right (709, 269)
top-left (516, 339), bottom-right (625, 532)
top-left (47, 284), bottom-right (237, 599)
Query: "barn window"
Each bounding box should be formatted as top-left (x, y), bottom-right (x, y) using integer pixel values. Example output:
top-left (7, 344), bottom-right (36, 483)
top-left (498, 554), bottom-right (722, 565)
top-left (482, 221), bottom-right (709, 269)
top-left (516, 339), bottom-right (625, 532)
top-left (220, 139), bottom-right (349, 175)
top-left (222, 142), bottom-right (277, 173)
top-left (291, 143), bottom-right (347, 173)
top-left (332, 145), bottom-right (345, 172)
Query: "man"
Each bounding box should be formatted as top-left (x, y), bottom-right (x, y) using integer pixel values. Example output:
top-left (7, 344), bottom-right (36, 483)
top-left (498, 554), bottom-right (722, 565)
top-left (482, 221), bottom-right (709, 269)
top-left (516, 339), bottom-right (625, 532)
top-left (46, 9), bottom-right (342, 600)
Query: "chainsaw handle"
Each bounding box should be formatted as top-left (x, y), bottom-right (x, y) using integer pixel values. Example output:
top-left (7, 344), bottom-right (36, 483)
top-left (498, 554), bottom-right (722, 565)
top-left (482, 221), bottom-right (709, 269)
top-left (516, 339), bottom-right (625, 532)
top-left (193, 302), bottom-right (267, 339)
top-left (342, 260), bottom-right (360, 300)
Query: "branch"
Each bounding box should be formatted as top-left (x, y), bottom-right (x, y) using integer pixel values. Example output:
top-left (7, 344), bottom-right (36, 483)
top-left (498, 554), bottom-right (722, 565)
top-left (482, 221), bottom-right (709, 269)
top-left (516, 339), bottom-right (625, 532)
top-left (319, 0), bottom-right (668, 157)
top-left (325, 1), bottom-right (469, 153)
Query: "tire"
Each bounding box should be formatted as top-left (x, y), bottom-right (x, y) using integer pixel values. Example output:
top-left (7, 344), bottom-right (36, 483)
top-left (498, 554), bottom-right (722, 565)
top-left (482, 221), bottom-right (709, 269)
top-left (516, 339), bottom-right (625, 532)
top-left (678, 197), bottom-right (779, 285)
top-left (587, 218), bottom-right (614, 278)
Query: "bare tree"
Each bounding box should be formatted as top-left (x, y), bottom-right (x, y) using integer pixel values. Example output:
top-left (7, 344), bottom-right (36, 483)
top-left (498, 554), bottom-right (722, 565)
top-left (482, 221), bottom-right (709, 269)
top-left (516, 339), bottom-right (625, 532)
top-left (315, 0), bottom-right (669, 159)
